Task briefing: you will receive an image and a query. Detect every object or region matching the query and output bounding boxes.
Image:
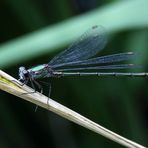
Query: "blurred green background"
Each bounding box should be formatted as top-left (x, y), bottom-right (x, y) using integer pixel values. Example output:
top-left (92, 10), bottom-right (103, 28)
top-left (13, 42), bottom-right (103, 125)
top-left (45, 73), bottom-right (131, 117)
top-left (0, 0), bottom-right (148, 147)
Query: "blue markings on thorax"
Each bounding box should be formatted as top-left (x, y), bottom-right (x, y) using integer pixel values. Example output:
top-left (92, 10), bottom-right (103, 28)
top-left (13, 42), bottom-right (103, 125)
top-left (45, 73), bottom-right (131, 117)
top-left (28, 64), bottom-right (49, 79)
top-left (31, 65), bottom-right (45, 72)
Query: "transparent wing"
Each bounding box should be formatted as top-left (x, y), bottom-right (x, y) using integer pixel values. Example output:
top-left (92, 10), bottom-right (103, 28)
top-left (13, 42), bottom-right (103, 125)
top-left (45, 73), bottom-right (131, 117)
top-left (52, 52), bottom-right (136, 69)
top-left (49, 25), bottom-right (107, 66)
top-left (56, 64), bottom-right (136, 72)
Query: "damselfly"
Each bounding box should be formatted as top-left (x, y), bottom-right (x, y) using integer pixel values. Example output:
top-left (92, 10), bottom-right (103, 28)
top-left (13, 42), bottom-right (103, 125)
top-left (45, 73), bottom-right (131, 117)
top-left (18, 25), bottom-right (148, 95)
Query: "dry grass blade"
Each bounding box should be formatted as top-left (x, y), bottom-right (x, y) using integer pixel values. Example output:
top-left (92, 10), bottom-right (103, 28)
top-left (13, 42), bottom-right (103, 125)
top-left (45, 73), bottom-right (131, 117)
top-left (0, 70), bottom-right (145, 148)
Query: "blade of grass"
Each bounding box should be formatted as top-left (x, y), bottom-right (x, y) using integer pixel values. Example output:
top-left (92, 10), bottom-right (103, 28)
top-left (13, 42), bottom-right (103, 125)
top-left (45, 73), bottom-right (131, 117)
top-left (0, 70), bottom-right (146, 148)
top-left (0, 0), bottom-right (148, 68)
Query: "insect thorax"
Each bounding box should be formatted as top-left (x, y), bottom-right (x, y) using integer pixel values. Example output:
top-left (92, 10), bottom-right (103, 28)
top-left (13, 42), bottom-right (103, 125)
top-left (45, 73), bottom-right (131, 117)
top-left (28, 64), bottom-right (53, 79)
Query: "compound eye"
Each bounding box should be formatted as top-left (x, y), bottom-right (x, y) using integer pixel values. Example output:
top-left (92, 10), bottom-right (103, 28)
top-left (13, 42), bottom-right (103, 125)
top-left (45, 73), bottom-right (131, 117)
top-left (18, 66), bottom-right (28, 81)
top-left (19, 66), bottom-right (25, 72)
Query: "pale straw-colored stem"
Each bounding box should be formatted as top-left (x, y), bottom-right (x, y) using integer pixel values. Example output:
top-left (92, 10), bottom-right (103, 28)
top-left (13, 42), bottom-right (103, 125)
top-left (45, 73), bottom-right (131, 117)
top-left (0, 70), bottom-right (145, 148)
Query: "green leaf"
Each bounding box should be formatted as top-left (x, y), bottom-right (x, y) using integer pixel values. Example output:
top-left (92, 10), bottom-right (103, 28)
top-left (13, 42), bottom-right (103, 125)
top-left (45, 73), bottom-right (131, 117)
top-left (1, 0), bottom-right (148, 68)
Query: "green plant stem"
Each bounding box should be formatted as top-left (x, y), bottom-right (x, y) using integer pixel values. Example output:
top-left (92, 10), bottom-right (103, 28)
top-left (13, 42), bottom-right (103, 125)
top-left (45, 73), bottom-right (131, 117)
top-left (1, 0), bottom-right (148, 68)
